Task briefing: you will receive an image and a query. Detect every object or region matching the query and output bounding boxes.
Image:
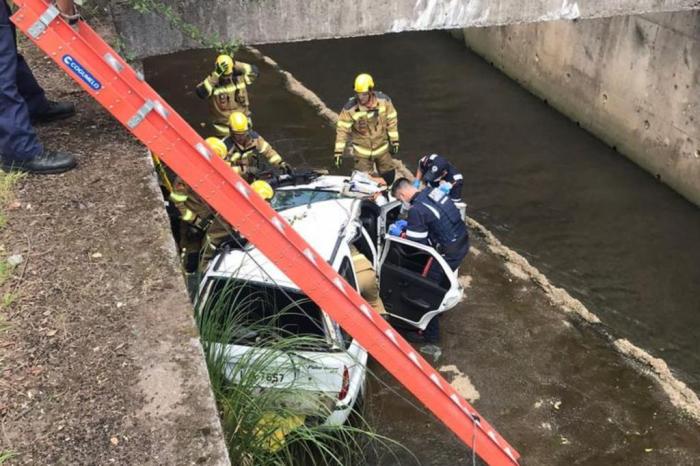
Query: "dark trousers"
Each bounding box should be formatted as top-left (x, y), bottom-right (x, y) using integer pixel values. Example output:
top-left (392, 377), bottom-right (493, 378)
top-left (449, 180), bottom-right (463, 202)
top-left (424, 233), bottom-right (470, 343)
top-left (1, 0), bottom-right (47, 160)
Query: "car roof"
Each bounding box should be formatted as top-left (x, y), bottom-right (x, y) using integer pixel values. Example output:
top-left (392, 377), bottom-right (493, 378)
top-left (209, 197), bottom-right (357, 289)
top-left (277, 175), bottom-right (350, 193)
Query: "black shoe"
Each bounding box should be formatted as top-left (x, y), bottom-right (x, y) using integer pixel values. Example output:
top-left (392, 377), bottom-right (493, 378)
top-left (31, 100), bottom-right (76, 124)
top-left (1, 150), bottom-right (76, 174)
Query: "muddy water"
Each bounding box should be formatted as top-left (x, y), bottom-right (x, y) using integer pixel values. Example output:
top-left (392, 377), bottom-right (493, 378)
top-left (143, 36), bottom-right (700, 464)
top-left (146, 31), bottom-right (700, 391)
top-left (254, 32), bottom-right (700, 394)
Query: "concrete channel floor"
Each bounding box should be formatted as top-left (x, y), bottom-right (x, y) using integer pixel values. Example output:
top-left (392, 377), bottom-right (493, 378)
top-left (366, 231), bottom-right (700, 465)
top-left (0, 31), bottom-right (229, 465)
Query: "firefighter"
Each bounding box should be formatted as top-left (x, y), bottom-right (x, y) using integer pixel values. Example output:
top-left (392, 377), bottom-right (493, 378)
top-left (334, 73), bottom-right (413, 181)
top-left (196, 54), bottom-right (258, 137)
top-left (169, 137), bottom-right (233, 268)
top-left (250, 179), bottom-right (275, 201)
top-left (390, 177), bottom-right (470, 344)
top-left (222, 112), bottom-right (290, 181)
top-left (415, 153), bottom-right (464, 202)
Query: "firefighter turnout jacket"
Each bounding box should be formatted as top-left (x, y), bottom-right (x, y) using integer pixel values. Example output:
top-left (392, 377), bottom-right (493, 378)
top-left (196, 62), bottom-right (259, 136)
top-left (222, 131), bottom-right (284, 179)
top-left (335, 92), bottom-right (399, 161)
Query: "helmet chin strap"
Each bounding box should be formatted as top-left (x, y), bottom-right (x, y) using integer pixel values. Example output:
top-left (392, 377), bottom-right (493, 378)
top-left (359, 91), bottom-right (376, 108)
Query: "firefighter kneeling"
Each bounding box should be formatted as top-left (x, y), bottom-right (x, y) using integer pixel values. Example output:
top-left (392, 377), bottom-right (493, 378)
top-left (169, 137), bottom-right (275, 272)
top-left (223, 112), bottom-right (290, 182)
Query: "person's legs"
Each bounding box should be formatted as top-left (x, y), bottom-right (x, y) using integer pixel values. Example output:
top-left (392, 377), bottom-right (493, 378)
top-left (450, 180), bottom-right (463, 202)
top-left (423, 315), bottom-right (440, 344)
top-left (0, 1), bottom-right (42, 160)
top-left (393, 158), bottom-right (415, 182)
top-left (444, 235), bottom-right (470, 272)
top-left (16, 53), bottom-right (49, 115)
top-left (357, 265), bottom-right (386, 315)
top-left (353, 155), bottom-right (374, 173)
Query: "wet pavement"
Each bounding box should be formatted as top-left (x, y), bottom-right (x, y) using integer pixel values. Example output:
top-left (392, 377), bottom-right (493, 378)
top-left (144, 38), bottom-right (700, 465)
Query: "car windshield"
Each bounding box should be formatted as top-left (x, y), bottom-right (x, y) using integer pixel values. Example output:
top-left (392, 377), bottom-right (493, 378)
top-left (271, 189), bottom-right (341, 211)
top-left (197, 276), bottom-right (329, 349)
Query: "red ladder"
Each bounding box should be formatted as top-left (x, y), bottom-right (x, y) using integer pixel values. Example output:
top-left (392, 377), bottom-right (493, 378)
top-left (11, 1), bottom-right (520, 464)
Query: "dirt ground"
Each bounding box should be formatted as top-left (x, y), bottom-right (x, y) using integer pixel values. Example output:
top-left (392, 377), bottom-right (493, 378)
top-left (0, 32), bottom-right (228, 465)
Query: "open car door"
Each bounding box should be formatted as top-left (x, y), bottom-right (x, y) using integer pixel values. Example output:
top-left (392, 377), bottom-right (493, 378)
top-left (378, 236), bottom-right (463, 330)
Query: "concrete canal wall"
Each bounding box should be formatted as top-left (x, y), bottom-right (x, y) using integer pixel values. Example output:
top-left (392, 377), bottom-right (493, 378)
top-left (456, 10), bottom-right (700, 206)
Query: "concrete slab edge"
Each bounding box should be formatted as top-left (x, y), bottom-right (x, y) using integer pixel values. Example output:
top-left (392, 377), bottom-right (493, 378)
top-left (246, 44), bottom-right (700, 423)
top-left (140, 147), bottom-right (232, 466)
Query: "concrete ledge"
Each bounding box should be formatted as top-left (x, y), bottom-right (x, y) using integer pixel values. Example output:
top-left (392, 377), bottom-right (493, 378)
top-left (110, 0), bottom-right (700, 59)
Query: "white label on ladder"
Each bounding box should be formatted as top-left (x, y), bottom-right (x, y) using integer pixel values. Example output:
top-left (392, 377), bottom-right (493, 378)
top-left (103, 53), bottom-right (124, 73)
top-left (28, 4), bottom-right (59, 38)
top-left (127, 100), bottom-right (155, 129)
top-left (195, 143), bottom-right (212, 161)
top-left (152, 100), bottom-right (170, 119)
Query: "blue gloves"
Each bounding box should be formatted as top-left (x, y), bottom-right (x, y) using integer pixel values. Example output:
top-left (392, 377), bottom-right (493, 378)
top-left (439, 182), bottom-right (452, 194)
top-left (412, 179), bottom-right (421, 189)
top-left (388, 219), bottom-right (408, 236)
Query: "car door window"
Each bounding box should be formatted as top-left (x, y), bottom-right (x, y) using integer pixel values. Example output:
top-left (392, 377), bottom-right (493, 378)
top-left (378, 237), bottom-right (453, 330)
top-left (378, 200), bottom-right (402, 252)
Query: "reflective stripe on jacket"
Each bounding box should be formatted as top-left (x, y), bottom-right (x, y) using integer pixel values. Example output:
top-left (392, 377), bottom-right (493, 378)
top-left (405, 188), bottom-right (467, 247)
top-left (196, 62), bottom-right (259, 125)
top-left (335, 91), bottom-right (398, 158)
top-left (222, 131), bottom-right (283, 169)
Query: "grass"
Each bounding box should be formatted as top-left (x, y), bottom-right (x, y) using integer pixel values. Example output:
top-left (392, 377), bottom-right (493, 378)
top-left (0, 171), bottom-right (25, 207)
top-left (0, 171), bottom-right (24, 232)
top-left (0, 451), bottom-right (17, 464)
top-left (1, 292), bottom-right (17, 308)
top-left (194, 274), bottom-right (409, 465)
top-left (0, 171), bottom-right (24, 324)
top-left (0, 259), bottom-right (12, 287)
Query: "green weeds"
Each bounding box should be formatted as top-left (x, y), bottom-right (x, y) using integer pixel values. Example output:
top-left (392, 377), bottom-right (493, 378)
top-left (195, 275), bottom-right (408, 465)
top-left (123, 0), bottom-right (241, 55)
top-left (0, 451), bottom-right (17, 464)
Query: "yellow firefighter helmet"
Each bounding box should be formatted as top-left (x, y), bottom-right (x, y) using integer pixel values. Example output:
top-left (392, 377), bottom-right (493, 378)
top-left (228, 112), bottom-right (249, 133)
top-left (215, 54), bottom-right (234, 75)
top-left (354, 73), bottom-right (375, 93)
top-left (251, 180), bottom-right (274, 200)
top-left (204, 137), bottom-right (227, 159)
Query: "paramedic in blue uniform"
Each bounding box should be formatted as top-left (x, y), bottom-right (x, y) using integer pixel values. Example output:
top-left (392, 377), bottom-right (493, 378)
top-left (414, 153), bottom-right (463, 202)
top-left (391, 178), bottom-right (470, 344)
top-left (1, 0), bottom-right (77, 174)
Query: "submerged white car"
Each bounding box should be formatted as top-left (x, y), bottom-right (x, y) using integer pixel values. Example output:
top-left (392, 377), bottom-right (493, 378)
top-left (195, 173), bottom-right (464, 426)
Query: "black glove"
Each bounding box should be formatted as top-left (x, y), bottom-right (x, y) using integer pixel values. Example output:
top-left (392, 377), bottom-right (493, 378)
top-left (279, 161), bottom-right (293, 175)
top-left (389, 142), bottom-right (400, 155)
top-left (214, 61), bottom-right (230, 78)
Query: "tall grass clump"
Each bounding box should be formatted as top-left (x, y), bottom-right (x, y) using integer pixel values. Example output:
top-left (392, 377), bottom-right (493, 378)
top-left (194, 274), bottom-right (408, 465)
